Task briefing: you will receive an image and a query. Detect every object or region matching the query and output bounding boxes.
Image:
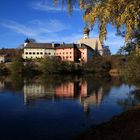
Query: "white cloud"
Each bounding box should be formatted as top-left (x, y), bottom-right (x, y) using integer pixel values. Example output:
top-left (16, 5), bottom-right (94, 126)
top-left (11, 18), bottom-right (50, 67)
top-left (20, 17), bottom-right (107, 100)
top-left (30, 1), bottom-right (80, 12)
top-left (0, 19), bottom-right (70, 37)
top-left (0, 20), bottom-right (36, 36)
top-left (0, 19), bottom-right (81, 43)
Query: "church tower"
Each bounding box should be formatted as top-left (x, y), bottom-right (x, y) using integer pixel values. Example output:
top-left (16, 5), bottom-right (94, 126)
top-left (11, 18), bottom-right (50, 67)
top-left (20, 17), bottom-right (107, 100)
top-left (24, 38), bottom-right (30, 47)
top-left (83, 27), bottom-right (90, 39)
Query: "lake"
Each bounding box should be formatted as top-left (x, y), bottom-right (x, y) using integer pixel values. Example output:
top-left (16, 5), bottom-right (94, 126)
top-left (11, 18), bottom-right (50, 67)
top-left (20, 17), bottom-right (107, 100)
top-left (0, 75), bottom-right (139, 140)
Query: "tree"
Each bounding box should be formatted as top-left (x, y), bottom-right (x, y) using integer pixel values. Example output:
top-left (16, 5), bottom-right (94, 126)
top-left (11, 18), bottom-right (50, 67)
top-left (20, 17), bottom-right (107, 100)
top-left (117, 46), bottom-right (126, 55)
top-left (117, 28), bottom-right (140, 54)
top-left (0, 63), bottom-right (8, 74)
top-left (40, 57), bottom-right (61, 74)
top-left (122, 54), bottom-right (140, 82)
top-left (9, 57), bottom-right (24, 74)
top-left (54, 0), bottom-right (140, 44)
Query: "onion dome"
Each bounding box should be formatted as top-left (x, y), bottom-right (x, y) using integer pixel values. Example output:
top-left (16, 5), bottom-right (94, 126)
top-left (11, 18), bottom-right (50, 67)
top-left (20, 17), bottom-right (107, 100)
top-left (25, 38), bottom-right (30, 43)
top-left (83, 27), bottom-right (90, 34)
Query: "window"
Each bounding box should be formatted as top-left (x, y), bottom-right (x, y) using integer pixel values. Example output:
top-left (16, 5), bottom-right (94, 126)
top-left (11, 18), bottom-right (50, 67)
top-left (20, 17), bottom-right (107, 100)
top-left (37, 52), bottom-right (39, 55)
top-left (33, 52), bottom-right (35, 55)
top-left (70, 56), bottom-right (72, 58)
top-left (25, 52), bottom-right (28, 54)
top-left (70, 52), bottom-right (72, 54)
top-left (66, 52), bottom-right (68, 54)
top-left (48, 53), bottom-right (51, 55)
top-left (40, 52), bottom-right (43, 55)
top-left (29, 52), bottom-right (32, 54)
top-left (63, 52), bottom-right (65, 54)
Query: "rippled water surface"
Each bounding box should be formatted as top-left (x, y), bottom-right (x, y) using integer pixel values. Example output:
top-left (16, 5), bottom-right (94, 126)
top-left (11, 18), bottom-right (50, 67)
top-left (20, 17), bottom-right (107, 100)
top-left (0, 75), bottom-right (139, 140)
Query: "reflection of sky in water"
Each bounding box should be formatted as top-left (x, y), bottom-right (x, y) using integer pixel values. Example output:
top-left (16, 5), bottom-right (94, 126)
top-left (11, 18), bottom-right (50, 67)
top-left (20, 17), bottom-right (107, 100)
top-left (0, 76), bottom-right (139, 140)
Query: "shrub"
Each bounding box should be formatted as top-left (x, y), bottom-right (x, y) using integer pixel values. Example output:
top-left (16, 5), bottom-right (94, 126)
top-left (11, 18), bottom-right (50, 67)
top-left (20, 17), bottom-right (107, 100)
top-left (83, 56), bottom-right (111, 74)
top-left (9, 57), bottom-right (24, 74)
top-left (122, 54), bottom-right (140, 82)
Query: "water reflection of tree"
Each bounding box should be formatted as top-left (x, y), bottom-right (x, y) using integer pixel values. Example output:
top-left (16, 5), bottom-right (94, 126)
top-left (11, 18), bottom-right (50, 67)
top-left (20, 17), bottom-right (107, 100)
top-left (118, 90), bottom-right (140, 110)
top-left (0, 74), bottom-right (130, 109)
top-left (0, 74), bottom-right (24, 92)
top-left (8, 74), bottom-right (24, 92)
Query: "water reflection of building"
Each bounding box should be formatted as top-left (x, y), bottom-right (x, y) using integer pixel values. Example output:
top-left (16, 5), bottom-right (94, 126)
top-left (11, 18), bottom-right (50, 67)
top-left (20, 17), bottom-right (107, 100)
top-left (23, 80), bottom-right (104, 108)
top-left (0, 81), bottom-right (4, 91)
top-left (80, 88), bottom-right (103, 112)
top-left (23, 83), bottom-right (55, 104)
top-left (55, 82), bottom-right (74, 98)
top-left (55, 80), bottom-right (88, 98)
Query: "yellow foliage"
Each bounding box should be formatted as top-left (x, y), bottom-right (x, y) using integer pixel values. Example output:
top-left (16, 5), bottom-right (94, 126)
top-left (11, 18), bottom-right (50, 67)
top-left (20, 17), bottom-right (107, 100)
top-left (54, 0), bottom-right (140, 44)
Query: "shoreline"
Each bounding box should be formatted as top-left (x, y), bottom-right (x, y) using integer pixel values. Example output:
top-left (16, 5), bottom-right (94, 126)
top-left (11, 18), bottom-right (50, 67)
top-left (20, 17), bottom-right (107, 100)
top-left (73, 105), bottom-right (140, 140)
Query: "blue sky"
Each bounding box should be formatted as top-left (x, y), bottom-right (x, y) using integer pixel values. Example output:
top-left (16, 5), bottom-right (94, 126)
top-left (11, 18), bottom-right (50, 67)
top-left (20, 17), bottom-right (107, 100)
top-left (0, 0), bottom-right (125, 54)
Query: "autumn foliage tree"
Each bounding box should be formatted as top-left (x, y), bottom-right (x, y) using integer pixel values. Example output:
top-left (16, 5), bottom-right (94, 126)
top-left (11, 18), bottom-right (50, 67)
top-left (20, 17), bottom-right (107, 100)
top-left (54, 0), bottom-right (140, 44)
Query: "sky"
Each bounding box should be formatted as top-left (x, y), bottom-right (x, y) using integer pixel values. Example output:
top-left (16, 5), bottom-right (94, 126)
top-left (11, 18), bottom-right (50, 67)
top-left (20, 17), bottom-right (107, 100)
top-left (0, 0), bottom-right (125, 54)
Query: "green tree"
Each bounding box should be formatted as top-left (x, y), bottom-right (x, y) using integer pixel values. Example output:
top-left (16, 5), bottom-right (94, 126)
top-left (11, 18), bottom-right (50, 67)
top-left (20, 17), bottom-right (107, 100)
top-left (9, 57), bottom-right (24, 74)
top-left (122, 54), bottom-right (140, 82)
top-left (117, 28), bottom-right (140, 54)
top-left (83, 56), bottom-right (111, 74)
top-left (40, 57), bottom-right (61, 74)
top-left (0, 63), bottom-right (8, 74)
top-left (117, 46), bottom-right (126, 55)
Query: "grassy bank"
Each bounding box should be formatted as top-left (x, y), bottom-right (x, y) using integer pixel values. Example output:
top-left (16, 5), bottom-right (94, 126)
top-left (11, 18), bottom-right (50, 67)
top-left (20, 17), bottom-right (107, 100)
top-left (73, 105), bottom-right (140, 140)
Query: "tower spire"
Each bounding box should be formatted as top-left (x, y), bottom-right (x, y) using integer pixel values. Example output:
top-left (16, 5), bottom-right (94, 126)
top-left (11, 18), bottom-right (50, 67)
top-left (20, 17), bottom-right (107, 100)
top-left (83, 27), bottom-right (90, 39)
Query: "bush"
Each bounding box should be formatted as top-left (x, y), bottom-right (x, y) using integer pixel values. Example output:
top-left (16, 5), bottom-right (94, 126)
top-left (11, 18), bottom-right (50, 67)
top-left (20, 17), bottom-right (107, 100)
top-left (24, 62), bottom-right (39, 75)
top-left (83, 56), bottom-right (111, 74)
top-left (122, 54), bottom-right (140, 82)
top-left (0, 63), bottom-right (8, 74)
top-left (39, 57), bottom-right (62, 74)
top-left (9, 57), bottom-right (24, 74)
top-left (39, 57), bottom-right (82, 75)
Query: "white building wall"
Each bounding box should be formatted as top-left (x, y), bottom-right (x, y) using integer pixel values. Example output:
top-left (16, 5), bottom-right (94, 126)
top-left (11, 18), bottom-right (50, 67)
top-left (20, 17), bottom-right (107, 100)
top-left (44, 49), bottom-right (55, 57)
top-left (23, 48), bottom-right (55, 59)
top-left (0, 56), bottom-right (5, 63)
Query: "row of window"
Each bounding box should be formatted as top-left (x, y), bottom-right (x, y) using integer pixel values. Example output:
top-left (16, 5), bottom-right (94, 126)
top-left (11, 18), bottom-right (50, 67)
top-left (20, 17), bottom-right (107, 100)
top-left (25, 56), bottom-right (73, 59)
top-left (25, 51), bottom-right (82, 55)
top-left (56, 52), bottom-right (72, 55)
top-left (25, 52), bottom-right (43, 55)
top-left (24, 51), bottom-right (85, 58)
top-left (61, 56), bottom-right (72, 59)
top-left (25, 52), bottom-right (54, 55)
top-left (26, 56), bottom-right (43, 59)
